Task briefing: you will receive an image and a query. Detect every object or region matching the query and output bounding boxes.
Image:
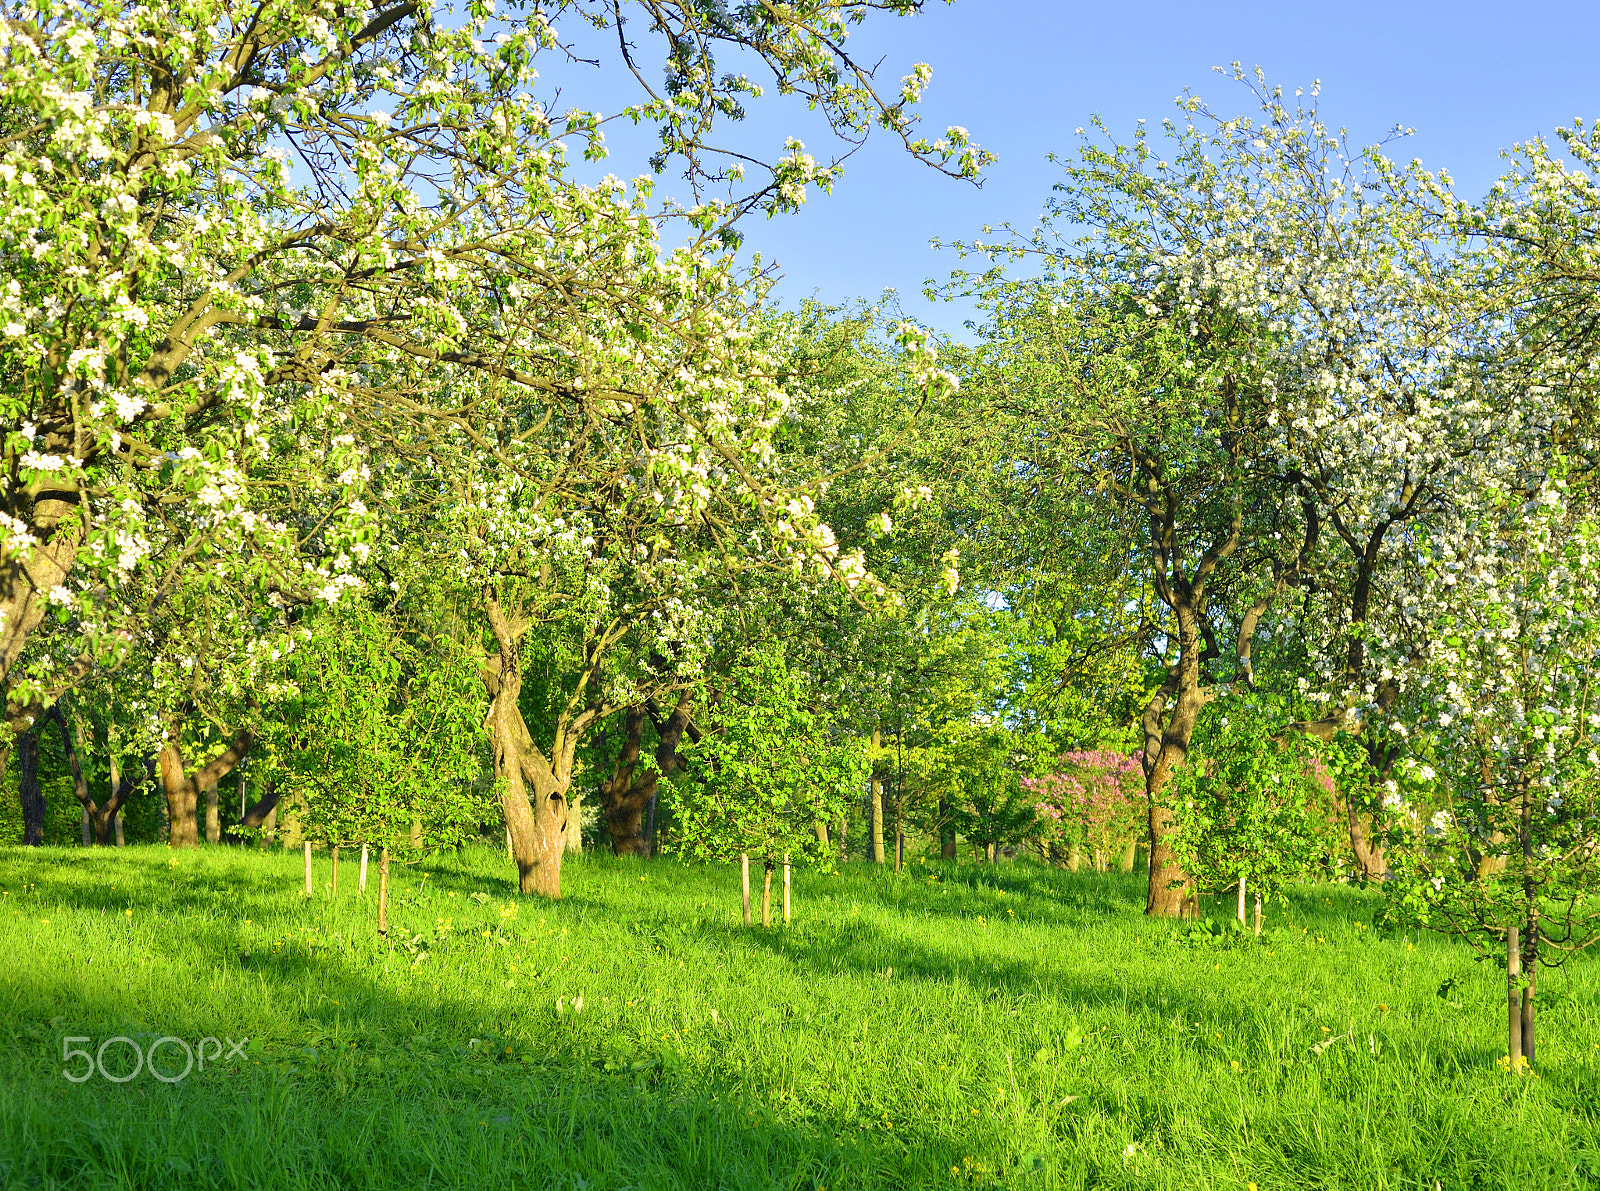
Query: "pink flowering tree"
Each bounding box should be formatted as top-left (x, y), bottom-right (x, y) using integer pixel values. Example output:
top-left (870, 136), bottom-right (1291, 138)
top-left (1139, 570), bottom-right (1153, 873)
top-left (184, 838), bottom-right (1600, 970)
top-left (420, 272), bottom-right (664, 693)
top-left (1025, 751), bottom-right (1143, 871)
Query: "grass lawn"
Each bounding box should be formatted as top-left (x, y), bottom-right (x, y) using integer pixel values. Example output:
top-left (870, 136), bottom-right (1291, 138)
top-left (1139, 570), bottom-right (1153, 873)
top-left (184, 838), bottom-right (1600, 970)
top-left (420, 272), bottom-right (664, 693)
top-left (1, 844), bottom-right (1597, 1189)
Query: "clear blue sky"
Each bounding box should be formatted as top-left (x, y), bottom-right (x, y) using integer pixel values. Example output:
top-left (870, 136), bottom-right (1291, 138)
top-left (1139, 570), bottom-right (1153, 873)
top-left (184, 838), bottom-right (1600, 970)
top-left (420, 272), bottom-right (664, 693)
top-left (680, 0), bottom-right (1600, 337)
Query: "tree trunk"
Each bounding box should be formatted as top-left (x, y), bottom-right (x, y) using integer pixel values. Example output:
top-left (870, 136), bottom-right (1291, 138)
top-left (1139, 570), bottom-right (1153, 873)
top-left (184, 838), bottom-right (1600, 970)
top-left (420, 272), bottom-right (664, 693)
top-left (304, 841), bottom-right (313, 897)
top-left (1346, 795), bottom-right (1389, 880)
top-left (564, 790), bottom-right (583, 853)
top-left (161, 742), bottom-right (197, 849)
top-left (1141, 625), bottom-right (1204, 918)
top-left (741, 854), bottom-right (751, 925)
top-left (114, 811), bottom-right (123, 846)
top-left (761, 859), bottom-right (773, 928)
top-left (783, 854), bottom-right (791, 924)
top-left (1237, 875), bottom-right (1246, 925)
top-left (986, 841), bottom-right (996, 863)
top-left (376, 847), bottom-right (390, 935)
top-left (1254, 891), bottom-right (1262, 936)
top-left (598, 709), bottom-right (653, 857)
top-left (814, 820), bottom-right (829, 847)
top-left (1119, 839), bottom-right (1137, 872)
top-left (870, 783), bottom-right (885, 864)
top-left (51, 704), bottom-right (123, 846)
top-left (0, 493), bottom-right (81, 689)
top-left (483, 597), bottom-right (568, 897)
top-left (939, 796), bottom-right (957, 861)
top-left (600, 696), bottom-right (697, 858)
top-left (161, 729), bottom-right (252, 850)
top-left (1507, 923), bottom-right (1523, 1069)
top-left (1522, 932), bottom-right (1537, 1067)
top-left (204, 780), bottom-right (220, 844)
top-left (331, 846), bottom-right (340, 899)
top-left (408, 819), bottom-right (422, 849)
top-left (360, 843), bottom-right (369, 894)
top-left (18, 725), bottom-right (43, 845)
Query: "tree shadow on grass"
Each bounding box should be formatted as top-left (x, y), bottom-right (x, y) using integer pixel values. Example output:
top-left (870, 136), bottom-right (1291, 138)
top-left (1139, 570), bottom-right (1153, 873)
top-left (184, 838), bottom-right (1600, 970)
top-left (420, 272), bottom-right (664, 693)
top-left (0, 945), bottom-right (987, 1191)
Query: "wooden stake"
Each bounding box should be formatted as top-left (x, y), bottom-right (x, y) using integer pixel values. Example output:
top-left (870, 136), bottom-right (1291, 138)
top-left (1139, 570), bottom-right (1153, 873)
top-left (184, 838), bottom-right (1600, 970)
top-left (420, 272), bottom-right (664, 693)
top-left (761, 860), bottom-right (773, 928)
top-left (1237, 874), bottom-right (1246, 924)
top-left (782, 854), bottom-right (791, 924)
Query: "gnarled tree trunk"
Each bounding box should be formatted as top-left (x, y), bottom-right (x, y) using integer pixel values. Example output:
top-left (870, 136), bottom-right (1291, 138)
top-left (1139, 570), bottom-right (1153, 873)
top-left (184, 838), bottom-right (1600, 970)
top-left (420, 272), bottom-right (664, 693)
top-left (484, 597), bottom-right (570, 898)
top-left (161, 728), bottom-right (253, 850)
top-left (598, 694), bottom-right (698, 858)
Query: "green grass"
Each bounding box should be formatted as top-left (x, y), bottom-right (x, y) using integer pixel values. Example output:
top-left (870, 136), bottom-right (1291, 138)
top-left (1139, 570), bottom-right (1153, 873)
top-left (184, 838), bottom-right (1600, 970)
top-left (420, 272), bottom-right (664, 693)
top-left (1, 845), bottom-right (1597, 1190)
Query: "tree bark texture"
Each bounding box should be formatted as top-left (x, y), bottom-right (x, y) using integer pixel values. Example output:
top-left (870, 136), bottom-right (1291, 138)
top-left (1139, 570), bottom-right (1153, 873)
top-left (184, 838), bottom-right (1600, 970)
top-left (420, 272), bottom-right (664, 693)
top-left (939, 796), bottom-right (957, 861)
top-left (1508, 923), bottom-right (1523, 1068)
top-left (483, 597), bottom-right (580, 897)
top-left (598, 695), bottom-right (697, 858)
top-left (161, 728), bottom-right (252, 850)
top-left (1141, 611), bottom-right (1205, 918)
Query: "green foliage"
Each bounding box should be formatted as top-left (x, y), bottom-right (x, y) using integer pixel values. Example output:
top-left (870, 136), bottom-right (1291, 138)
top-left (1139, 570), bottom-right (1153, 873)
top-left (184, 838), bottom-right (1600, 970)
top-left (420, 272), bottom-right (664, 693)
top-left (939, 726), bottom-right (1039, 856)
top-left (257, 605), bottom-right (492, 853)
top-left (670, 647), bottom-right (866, 868)
top-left (1169, 698), bottom-right (1339, 904)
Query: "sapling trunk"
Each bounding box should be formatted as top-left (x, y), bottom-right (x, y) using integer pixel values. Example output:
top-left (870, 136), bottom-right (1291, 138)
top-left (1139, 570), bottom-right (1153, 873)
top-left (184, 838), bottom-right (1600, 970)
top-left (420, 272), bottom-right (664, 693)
top-left (871, 780), bottom-right (885, 864)
top-left (1522, 914), bottom-right (1538, 1066)
top-left (304, 841), bottom-right (313, 897)
top-left (783, 854), bottom-right (791, 924)
top-left (762, 860), bottom-right (773, 928)
top-left (376, 847), bottom-right (390, 935)
top-left (741, 854), bottom-right (751, 926)
top-left (1237, 875), bottom-right (1246, 925)
top-left (1507, 922), bottom-right (1523, 1068)
top-left (1253, 892), bottom-right (1262, 937)
top-left (359, 843), bottom-right (368, 895)
top-left (330, 846), bottom-right (340, 899)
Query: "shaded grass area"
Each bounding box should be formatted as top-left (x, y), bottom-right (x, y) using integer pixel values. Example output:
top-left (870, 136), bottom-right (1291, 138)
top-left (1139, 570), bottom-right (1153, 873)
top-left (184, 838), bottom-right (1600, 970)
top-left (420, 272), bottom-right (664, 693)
top-left (1, 845), bottom-right (1598, 1189)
